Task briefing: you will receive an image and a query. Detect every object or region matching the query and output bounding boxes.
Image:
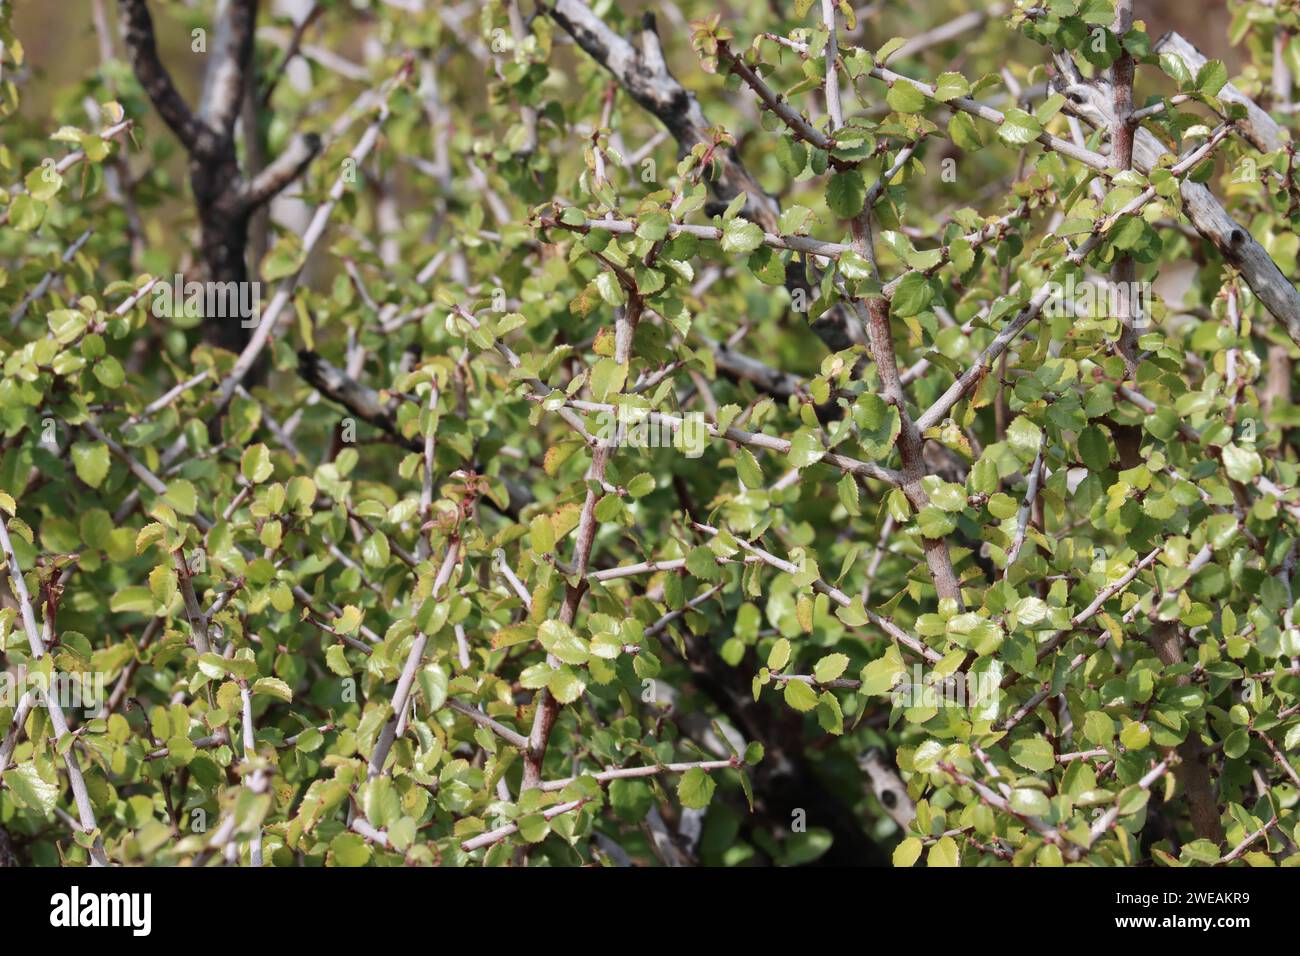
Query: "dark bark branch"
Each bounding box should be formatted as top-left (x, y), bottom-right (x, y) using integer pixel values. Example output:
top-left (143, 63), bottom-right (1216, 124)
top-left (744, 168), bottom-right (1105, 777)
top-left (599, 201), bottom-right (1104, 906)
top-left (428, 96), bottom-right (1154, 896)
top-left (547, 0), bottom-right (857, 353)
top-left (550, 2), bottom-right (773, 218)
top-left (1110, 0), bottom-right (1139, 377)
top-left (237, 131), bottom-right (322, 211)
top-left (297, 349), bottom-right (416, 448)
top-left (1056, 50), bottom-right (1300, 349)
top-left (1146, 621), bottom-right (1225, 845)
top-left (118, 0), bottom-right (207, 151)
top-left (296, 349), bottom-right (531, 518)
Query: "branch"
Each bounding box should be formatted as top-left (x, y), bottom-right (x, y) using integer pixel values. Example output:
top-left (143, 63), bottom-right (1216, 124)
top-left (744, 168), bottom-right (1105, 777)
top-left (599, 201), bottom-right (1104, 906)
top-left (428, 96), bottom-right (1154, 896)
top-left (521, 295), bottom-right (643, 791)
top-left (820, 0), bottom-right (843, 129)
top-left (537, 757), bottom-right (739, 793)
top-left (357, 539), bottom-right (460, 811)
top-left (447, 699), bottom-right (529, 750)
top-left (1074, 755), bottom-right (1176, 859)
top-left (1218, 816), bottom-right (1278, 865)
top-left (882, 4), bottom-right (1008, 64)
top-left (939, 762), bottom-right (1065, 846)
top-left (547, 1), bottom-right (857, 352)
top-left (0, 691), bottom-right (36, 774)
top-left (197, 0), bottom-right (258, 135)
top-left (214, 68), bottom-right (408, 405)
top-left (0, 514), bottom-right (109, 865)
top-left (1003, 443), bottom-right (1045, 573)
top-left (460, 798), bottom-right (587, 853)
top-left (260, 0), bottom-right (325, 106)
top-left (860, 295), bottom-right (964, 606)
top-left (237, 132), bottom-right (322, 211)
top-left (297, 349), bottom-right (412, 447)
top-left (1109, 0), bottom-right (1139, 377)
top-left (545, 395), bottom-right (903, 486)
top-left (915, 124), bottom-right (1234, 434)
top-left (691, 520), bottom-right (944, 665)
top-left (238, 681), bottom-right (270, 866)
top-left (1059, 64), bottom-right (1300, 348)
top-left (118, 0), bottom-right (207, 151)
top-left (549, 2), bottom-right (774, 218)
top-left (1155, 32), bottom-right (1284, 153)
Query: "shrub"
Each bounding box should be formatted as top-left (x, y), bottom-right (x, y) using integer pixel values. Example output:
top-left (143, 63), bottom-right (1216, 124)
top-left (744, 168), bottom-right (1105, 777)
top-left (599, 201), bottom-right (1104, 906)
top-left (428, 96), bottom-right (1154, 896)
top-left (0, 0), bottom-right (1298, 868)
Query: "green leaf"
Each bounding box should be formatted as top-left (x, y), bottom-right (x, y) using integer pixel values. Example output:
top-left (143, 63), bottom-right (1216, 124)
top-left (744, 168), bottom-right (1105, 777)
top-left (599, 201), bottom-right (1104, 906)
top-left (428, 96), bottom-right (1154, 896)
top-left (949, 112), bottom-right (983, 151)
top-left (335, 605), bottom-right (364, 636)
top-left (998, 108), bottom-right (1043, 146)
top-left (816, 690), bottom-right (844, 734)
top-left (787, 428), bottom-right (826, 468)
top-left (927, 836), bottom-right (960, 867)
top-left (362, 532), bottom-right (390, 568)
top-left (678, 767), bottom-right (717, 809)
top-left (854, 394), bottom-right (901, 459)
top-left (539, 620), bottom-right (590, 665)
top-left (626, 473), bottom-right (655, 497)
top-left (721, 218), bottom-right (764, 253)
top-left (548, 665), bottom-right (587, 703)
top-left (1120, 721), bottom-right (1151, 750)
top-left (328, 833), bottom-right (372, 867)
top-left (837, 596), bottom-right (871, 629)
top-left (3, 764), bottom-right (59, 815)
top-left (783, 678), bottom-right (819, 712)
top-left (893, 836), bottom-right (923, 867)
top-left (1009, 788), bottom-right (1050, 816)
top-left (735, 447), bottom-right (764, 488)
top-left (148, 564), bottom-right (177, 607)
top-left (917, 506), bottom-right (956, 538)
top-left (635, 211), bottom-right (672, 242)
top-left (241, 444), bottom-right (274, 484)
top-left (768, 637), bottom-right (791, 671)
top-left (826, 170), bottom-right (866, 218)
top-left (1078, 425), bottom-right (1111, 471)
top-left (593, 271), bottom-right (625, 306)
top-left (1196, 59), bottom-right (1228, 97)
top-left (859, 653), bottom-right (904, 695)
top-left (1082, 710), bottom-right (1114, 746)
top-left (25, 165), bottom-right (63, 202)
top-left (1007, 416), bottom-right (1042, 462)
top-left (837, 473), bottom-right (860, 515)
top-left (890, 272), bottom-right (932, 318)
top-left (887, 81), bottom-right (928, 114)
top-left (685, 545), bottom-right (722, 582)
top-left (71, 442), bottom-right (111, 488)
top-left (109, 586), bottom-right (154, 614)
top-left (590, 357), bottom-right (627, 401)
top-left (1009, 735), bottom-right (1056, 773)
top-left (813, 653), bottom-right (849, 683)
top-left (253, 677), bottom-right (293, 703)
top-left (518, 813), bottom-right (550, 843)
top-left (1222, 443), bottom-right (1262, 483)
top-left (775, 136), bottom-right (808, 177)
top-left (933, 72), bottom-right (970, 102)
